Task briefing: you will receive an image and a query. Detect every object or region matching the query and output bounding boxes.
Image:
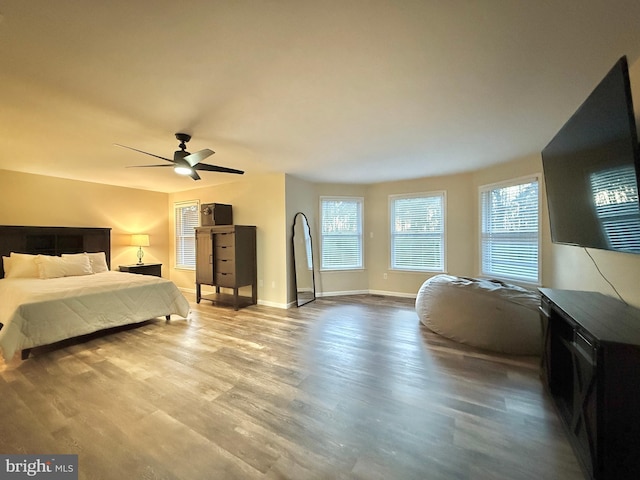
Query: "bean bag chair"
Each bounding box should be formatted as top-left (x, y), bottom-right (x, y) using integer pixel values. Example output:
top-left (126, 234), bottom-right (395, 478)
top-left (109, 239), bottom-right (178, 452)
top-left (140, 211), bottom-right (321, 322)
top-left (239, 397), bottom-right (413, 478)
top-left (415, 274), bottom-right (541, 355)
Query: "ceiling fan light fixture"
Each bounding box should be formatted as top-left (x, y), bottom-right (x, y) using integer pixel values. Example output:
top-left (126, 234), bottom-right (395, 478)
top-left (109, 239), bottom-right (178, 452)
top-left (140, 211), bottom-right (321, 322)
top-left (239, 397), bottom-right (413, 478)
top-left (174, 163), bottom-right (193, 175)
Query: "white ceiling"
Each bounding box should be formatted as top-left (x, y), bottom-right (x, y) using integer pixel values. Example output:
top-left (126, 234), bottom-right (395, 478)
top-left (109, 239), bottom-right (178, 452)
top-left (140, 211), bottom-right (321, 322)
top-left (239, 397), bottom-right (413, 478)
top-left (1, 1), bottom-right (639, 193)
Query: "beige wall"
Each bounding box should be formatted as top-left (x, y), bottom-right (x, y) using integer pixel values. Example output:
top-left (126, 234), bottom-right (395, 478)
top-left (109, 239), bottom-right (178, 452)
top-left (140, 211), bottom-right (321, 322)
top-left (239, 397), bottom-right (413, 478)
top-left (4, 150), bottom-right (640, 310)
top-left (546, 245), bottom-right (640, 307)
top-left (285, 175), bottom-right (318, 304)
top-left (284, 176), bottom-right (372, 301)
top-left (0, 169), bottom-right (170, 271)
top-left (168, 173), bottom-right (288, 308)
top-left (0, 169), bottom-right (293, 308)
top-left (312, 183), bottom-right (369, 296)
top-left (366, 173), bottom-right (475, 297)
top-left (473, 155), bottom-right (640, 308)
top-left (311, 151), bottom-right (640, 308)
top-left (471, 154), bottom-right (547, 281)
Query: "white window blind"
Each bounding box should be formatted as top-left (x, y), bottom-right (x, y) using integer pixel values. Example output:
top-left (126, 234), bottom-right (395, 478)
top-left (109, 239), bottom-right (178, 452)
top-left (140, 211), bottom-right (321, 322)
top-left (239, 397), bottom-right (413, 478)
top-left (321, 197), bottom-right (363, 270)
top-left (590, 165), bottom-right (640, 253)
top-left (175, 201), bottom-right (199, 269)
top-left (390, 193), bottom-right (445, 271)
top-left (480, 178), bottom-right (539, 283)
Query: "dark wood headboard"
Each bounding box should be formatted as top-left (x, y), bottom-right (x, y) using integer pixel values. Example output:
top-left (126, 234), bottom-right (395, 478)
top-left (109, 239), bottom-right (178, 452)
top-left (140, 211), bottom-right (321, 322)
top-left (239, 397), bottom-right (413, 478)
top-left (0, 226), bottom-right (111, 278)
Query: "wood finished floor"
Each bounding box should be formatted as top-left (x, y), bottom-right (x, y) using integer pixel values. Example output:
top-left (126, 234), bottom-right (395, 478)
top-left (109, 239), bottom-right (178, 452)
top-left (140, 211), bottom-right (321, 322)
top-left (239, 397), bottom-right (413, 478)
top-left (0, 294), bottom-right (584, 480)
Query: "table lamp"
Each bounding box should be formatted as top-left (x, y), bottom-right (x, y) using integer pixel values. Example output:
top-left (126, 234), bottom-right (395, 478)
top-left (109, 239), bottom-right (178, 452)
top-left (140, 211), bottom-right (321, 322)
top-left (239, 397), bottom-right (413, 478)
top-left (131, 234), bottom-right (150, 265)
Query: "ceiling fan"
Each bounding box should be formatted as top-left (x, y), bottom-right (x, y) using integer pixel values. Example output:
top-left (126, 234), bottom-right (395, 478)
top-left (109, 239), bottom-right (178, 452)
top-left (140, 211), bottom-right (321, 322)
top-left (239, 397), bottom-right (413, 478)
top-left (115, 133), bottom-right (244, 181)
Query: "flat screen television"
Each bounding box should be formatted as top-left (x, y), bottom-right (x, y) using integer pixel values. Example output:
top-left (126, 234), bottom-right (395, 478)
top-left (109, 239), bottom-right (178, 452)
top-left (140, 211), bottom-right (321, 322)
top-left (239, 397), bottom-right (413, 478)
top-left (541, 56), bottom-right (640, 254)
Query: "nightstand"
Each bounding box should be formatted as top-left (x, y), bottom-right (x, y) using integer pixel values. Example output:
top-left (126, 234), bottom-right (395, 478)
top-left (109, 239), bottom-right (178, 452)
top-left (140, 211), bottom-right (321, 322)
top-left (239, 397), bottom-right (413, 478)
top-left (119, 263), bottom-right (162, 277)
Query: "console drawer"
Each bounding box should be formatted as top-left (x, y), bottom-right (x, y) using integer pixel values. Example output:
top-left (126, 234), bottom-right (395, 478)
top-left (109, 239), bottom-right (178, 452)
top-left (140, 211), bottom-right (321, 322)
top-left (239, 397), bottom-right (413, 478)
top-left (574, 329), bottom-right (597, 365)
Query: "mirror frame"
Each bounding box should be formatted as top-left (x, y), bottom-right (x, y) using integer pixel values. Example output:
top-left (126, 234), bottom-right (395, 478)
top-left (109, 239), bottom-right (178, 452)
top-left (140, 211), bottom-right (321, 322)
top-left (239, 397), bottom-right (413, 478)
top-left (292, 212), bottom-right (316, 307)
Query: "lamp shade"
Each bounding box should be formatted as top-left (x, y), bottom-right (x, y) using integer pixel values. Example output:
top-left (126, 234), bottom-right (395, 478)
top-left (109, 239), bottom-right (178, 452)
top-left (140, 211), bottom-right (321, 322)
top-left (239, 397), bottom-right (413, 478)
top-left (131, 234), bottom-right (150, 247)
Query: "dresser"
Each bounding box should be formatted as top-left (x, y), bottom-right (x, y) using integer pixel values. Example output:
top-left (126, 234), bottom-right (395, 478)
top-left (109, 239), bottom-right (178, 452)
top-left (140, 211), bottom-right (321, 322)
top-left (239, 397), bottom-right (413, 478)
top-left (195, 225), bottom-right (257, 310)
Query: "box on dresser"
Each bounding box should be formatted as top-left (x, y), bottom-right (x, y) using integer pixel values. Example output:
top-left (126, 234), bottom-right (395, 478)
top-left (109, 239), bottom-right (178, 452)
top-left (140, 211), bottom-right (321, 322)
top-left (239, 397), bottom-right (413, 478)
top-left (200, 203), bottom-right (232, 226)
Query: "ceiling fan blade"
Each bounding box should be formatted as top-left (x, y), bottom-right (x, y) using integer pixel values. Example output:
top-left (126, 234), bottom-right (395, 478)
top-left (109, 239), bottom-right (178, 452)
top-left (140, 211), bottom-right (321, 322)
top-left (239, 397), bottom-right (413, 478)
top-left (125, 164), bottom-right (173, 168)
top-left (114, 144), bottom-right (174, 163)
top-left (194, 163), bottom-right (244, 175)
top-left (184, 148), bottom-right (214, 167)
top-left (119, 135), bottom-right (235, 180)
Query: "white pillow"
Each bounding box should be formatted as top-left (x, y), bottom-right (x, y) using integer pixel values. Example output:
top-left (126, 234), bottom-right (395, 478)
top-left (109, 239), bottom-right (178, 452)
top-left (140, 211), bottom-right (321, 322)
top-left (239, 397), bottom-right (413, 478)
top-left (6, 253), bottom-right (39, 278)
top-left (35, 255), bottom-right (66, 279)
top-left (35, 255), bottom-right (93, 279)
top-left (86, 252), bottom-right (109, 273)
top-left (62, 254), bottom-right (93, 276)
top-left (2, 256), bottom-right (12, 276)
top-left (62, 252), bottom-right (109, 274)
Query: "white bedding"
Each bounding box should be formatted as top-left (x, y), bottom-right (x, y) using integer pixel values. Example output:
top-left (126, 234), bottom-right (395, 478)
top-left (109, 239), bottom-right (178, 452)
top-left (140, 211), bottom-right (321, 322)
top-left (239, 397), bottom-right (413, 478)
top-left (0, 271), bottom-right (190, 360)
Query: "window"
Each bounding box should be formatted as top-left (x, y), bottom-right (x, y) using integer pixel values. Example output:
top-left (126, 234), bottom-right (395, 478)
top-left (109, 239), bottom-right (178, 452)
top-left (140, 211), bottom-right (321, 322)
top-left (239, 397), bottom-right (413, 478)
top-left (174, 200), bottom-right (199, 269)
top-left (320, 197), bottom-right (363, 270)
top-left (480, 177), bottom-right (539, 283)
top-left (390, 192), bottom-right (445, 271)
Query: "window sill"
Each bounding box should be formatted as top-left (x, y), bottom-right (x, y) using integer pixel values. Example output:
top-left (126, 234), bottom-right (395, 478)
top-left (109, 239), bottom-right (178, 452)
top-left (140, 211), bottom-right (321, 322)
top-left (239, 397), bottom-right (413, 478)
top-left (320, 268), bottom-right (366, 273)
top-left (478, 274), bottom-right (540, 289)
top-left (390, 268), bottom-right (446, 274)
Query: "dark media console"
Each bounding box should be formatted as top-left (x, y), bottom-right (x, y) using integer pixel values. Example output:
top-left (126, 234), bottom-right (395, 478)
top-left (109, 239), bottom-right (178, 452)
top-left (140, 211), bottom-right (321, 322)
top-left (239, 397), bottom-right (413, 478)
top-left (540, 288), bottom-right (640, 480)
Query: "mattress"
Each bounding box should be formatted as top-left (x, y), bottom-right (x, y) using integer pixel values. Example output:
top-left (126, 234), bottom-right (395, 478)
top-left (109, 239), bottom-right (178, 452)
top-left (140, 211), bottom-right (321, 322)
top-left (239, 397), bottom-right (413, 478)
top-left (0, 271), bottom-right (190, 360)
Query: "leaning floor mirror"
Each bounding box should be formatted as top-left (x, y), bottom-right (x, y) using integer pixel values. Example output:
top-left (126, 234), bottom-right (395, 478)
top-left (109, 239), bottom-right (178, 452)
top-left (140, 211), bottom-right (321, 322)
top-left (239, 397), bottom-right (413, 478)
top-left (292, 212), bottom-right (316, 307)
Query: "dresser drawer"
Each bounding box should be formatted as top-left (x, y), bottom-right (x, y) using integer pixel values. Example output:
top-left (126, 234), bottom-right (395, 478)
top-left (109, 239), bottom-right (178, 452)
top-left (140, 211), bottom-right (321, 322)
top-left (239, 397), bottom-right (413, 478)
top-left (215, 232), bottom-right (235, 247)
top-left (215, 271), bottom-right (236, 287)
top-left (215, 245), bottom-right (234, 261)
top-left (215, 257), bottom-right (235, 274)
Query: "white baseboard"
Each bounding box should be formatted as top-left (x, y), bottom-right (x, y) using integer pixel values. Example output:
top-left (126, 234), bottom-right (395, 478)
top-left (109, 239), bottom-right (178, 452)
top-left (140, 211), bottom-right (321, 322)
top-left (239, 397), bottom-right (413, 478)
top-left (179, 286), bottom-right (289, 309)
top-left (181, 286), bottom-right (415, 310)
top-left (368, 289), bottom-right (417, 299)
top-left (257, 299), bottom-right (291, 309)
top-left (318, 289), bottom-right (417, 299)
top-left (317, 289), bottom-right (369, 297)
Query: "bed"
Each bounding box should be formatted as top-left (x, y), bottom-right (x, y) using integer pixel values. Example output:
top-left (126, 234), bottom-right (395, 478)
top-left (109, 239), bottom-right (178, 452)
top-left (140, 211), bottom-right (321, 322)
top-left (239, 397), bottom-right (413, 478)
top-left (0, 225), bottom-right (190, 360)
